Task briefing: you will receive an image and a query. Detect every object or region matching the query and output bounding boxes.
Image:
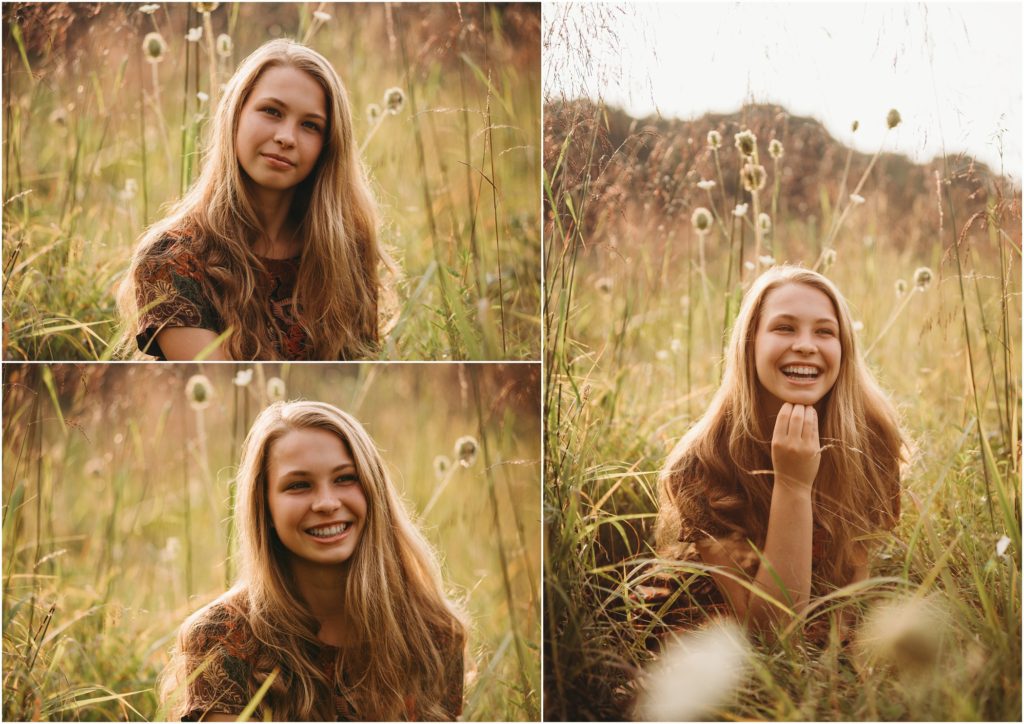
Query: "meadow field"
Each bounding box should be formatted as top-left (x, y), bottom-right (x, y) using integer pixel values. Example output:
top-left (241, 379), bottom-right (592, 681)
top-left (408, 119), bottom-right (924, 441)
top-left (2, 363), bottom-right (541, 720)
top-left (543, 97), bottom-right (1021, 720)
top-left (1, 2), bottom-right (541, 361)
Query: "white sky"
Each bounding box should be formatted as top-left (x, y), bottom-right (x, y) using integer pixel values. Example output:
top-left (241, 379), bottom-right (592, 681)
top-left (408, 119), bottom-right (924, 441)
top-left (545, 2), bottom-right (1022, 180)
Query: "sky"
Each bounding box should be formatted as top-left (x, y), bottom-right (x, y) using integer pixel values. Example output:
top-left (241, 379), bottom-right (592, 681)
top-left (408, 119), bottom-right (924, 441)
top-left (544, 2), bottom-right (1022, 180)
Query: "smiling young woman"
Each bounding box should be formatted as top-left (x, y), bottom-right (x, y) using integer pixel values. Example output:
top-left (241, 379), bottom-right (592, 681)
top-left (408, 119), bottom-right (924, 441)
top-left (159, 401), bottom-right (466, 721)
top-left (118, 40), bottom-right (389, 361)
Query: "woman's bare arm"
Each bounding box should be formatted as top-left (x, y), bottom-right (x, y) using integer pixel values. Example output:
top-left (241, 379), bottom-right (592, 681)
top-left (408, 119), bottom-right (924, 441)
top-left (697, 403), bottom-right (819, 630)
top-left (156, 327), bottom-right (228, 361)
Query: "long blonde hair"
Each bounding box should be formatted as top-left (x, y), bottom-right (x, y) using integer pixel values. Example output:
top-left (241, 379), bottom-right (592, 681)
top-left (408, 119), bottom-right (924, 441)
top-left (119, 39), bottom-right (384, 360)
top-left (162, 401), bottom-right (466, 720)
top-left (657, 266), bottom-right (905, 587)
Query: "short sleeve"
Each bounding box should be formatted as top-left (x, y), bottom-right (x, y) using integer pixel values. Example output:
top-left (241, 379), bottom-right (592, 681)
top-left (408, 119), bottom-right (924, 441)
top-left (134, 238), bottom-right (220, 358)
top-left (179, 611), bottom-right (251, 721)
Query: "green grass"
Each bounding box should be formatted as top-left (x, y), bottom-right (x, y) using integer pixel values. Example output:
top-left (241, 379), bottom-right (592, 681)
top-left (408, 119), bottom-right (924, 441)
top-left (1, 3), bottom-right (541, 361)
top-left (543, 98), bottom-right (1021, 721)
top-left (2, 363), bottom-right (541, 721)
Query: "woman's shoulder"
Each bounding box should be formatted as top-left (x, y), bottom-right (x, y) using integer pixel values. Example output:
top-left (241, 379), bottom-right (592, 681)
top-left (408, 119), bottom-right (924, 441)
top-left (138, 222), bottom-right (203, 265)
top-left (181, 590), bottom-right (254, 653)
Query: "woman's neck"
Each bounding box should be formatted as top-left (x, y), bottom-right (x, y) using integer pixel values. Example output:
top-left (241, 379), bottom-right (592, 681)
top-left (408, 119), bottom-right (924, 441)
top-left (244, 180), bottom-right (300, 259)
top-left (289, 558), bottom-right (350, 645)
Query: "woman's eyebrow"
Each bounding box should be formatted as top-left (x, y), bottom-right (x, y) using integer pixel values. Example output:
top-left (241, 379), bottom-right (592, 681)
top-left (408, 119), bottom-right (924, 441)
top-left (258, 96), bottom-right (327, 122)
top-left (280, 463), bottom-right (356, 478)
top-left (767, 312), bottom-right (837, 324)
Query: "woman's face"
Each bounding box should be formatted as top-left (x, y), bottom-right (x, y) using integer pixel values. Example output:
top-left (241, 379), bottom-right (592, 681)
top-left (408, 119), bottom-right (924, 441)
top-left (266, 427), bottom-right (367, 570)
top-left (753, 282), bottom-right (842, 412)
top-left (235, 65), bottom-right (327, 196)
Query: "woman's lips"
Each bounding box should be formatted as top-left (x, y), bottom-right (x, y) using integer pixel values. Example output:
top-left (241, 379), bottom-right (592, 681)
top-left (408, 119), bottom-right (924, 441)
top-left (261, 153), bottom-right (295, 169)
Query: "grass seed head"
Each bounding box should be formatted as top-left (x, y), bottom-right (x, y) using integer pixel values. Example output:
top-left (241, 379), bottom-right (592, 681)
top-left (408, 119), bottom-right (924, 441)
top-left (849, 193), bottom-right (865, 205)
top-left (856, 596), bottom-right (949, 678)
top-left (768, 138), bottom-right (784, 160)
top-left (697, 179), bottom-right (716, 191)
top-left (758, 212), bottom-right (772, 233)
top-left (313, 11), bottom-right (332, 22)
top-left (384, 87), bottom-right (406, 115)
top-left (733, 203), bottom-right (748, 217)
top-left (887, 108), bottom-right (902, 129)
top-left (142, 32), bottom-right (167, 63)
top-left (138, 3), bottom-right (160, 14)
top-left (196, 91), bottom-right (209, 104)
top-left (595, 276), bottom-right (613, 297)
top-left (366, 103), bottom-right (382, 123)
top-left (734, 129), bottom-right (757, 157)
top-left (266, 376), bottom-right (286, 402)
top-left (433, 455), bottom-right (452, 481)
top-left (186, 26), bottom-right (203, 43)
top-left (741, 162), bottom-right (766, 192)
top-left (193, 2), bottom-right (220, 13)
top-left (635, 620), bottom-right (750, 721)
top-left (233, 369), bottom-right (253, 387)
top-left (851, 119), bottom-right (860, 132)
top-left (691, 207), bottom-right (713, 234)
top-left (707, 130), bottom-right (722, 150)
top-left (216, 33), bottom-right (233, 58)
top-left (913, 266), bottom-right (933, 290)
top-left (185, 374), bottom-right (214, 410)
top-left (454, 436), bottom-right (479, 467)
top-left (822, 247), bottom-right (838, 269)
top-left (895, 279), bottom-right (908, 297)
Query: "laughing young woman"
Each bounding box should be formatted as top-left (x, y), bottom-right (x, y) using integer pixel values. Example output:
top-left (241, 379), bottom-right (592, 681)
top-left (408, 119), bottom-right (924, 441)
top-left (119, 40), bottom-right (387, 361)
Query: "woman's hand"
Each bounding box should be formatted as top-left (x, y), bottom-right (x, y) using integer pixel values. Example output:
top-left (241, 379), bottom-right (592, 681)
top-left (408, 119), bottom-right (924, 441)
top-left (771, 403), bottom-right (820, 491)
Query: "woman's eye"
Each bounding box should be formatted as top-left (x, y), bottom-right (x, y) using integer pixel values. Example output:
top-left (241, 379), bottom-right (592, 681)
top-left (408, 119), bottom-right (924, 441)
top-left (302, 121), bottom-right (322, 132)
top-left (261, 106), bottom-right (281, 117)
top-left (817, 328), bottom-right (836, 336)
top-left (286, 481), bottom-right (309, 491)
top-left (335, 475), bottom-right (358, 486)
top-left (774, 325), bottom-right (793, 333)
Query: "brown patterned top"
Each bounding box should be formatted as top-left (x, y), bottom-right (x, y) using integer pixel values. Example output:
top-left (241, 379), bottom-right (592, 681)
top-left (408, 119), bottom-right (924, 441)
top-left (180, 596), bottom-right (465, 721)
top-left (134, 229), bottom-right (309, 360)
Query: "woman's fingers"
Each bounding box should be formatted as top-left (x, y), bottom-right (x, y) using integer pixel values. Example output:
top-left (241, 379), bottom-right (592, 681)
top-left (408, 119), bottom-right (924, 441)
top-left (802, 405), bottom-right (819, 445)
top-left (773, 403), bottom-right (792, 442)
top-left (788, 404), bottom-right (805, 438)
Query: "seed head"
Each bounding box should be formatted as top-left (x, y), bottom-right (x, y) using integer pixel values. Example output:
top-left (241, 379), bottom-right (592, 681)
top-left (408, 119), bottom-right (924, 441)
top-left (366, 103), bottom-right (382, 124)
top-left (732, 203), bottom-right (748, 217)
top-left (856, 596), bottom-right (948, 678)
top-left (996, 535), bottom-right (1011, 557)
top-left (142, 32), bottom-right (167, 63)
top-left (707, 130), bottom-right (722, 150)
top-left (185, 374), bottom-right (214, 410)
top-left (822, 248), bottom-right (838, 268)
top-left (734, 129), bottom-right (757, 157)
top-left (233, 369), bottom-right (253, 387)
top-left (313, 10), bottom-right (332, 22)
top-left (768, 138), bottom-right (783, 160)
top-left (138, 4), bottom-right (160, 14)
top-left (216, 33), bottom-right (233, 58)
top-left (185, 26), bottom-right (203, 43)
top-left (849, 193), bottom-right (865, 205)
top-left (696, 179), bottom-right (716, 191)
top-left (196, 91), bottom-right (209, 104)
top-left (383, 87), bottom-right (406, 115)
top-left (758, 254), bottom-right (776, 267)
top-left (913, 266), bottom-right (933, 290)
top-left (851, 119), bottom-right (860, 132)
top-left (757, 212), bottom-right (771, 233)
top-left (741, 163), bottom-right (766, 192)
top-left (894, 279), bottom-right (908, 297)
top-left (887, 108), bottom-right (902, 129)
top-left (433, 455), bottom-right (452, 481)
top-left (266, 376), bottom-right (286, 402)
top-left (690, 207), bottom-right (713, 234)
top-left (595, 276), bottom-right (613, 297)
top-left (193, 2), bottom-right (219, 13)
top-left (454, 436), bottom-right (479, 468)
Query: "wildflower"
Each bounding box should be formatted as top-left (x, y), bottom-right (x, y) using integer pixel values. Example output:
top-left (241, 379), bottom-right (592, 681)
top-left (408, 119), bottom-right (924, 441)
top-left (454, 436), bottom-right (479, 468)
top-left (757, 212), bottom-right (771, 234)
top-left (706, 130), bottom-right (722, 150)
top-left (743, 261), bottom-right (755, 271)
top-left (768, 138), bottom-right (783, 160)
top-left (634, 620), bottom-right (750, 721)
top-left (193, 1), bottom-right (219, 13)
top-left (138, 3), bottom-right (160, 14)
top-left (856, 596), bottom-right (947, 678)
top-left (595, 276), bottom-right (613, 297)
top-left (196, 91), bottom-right (209, 104)
top-left (758, 254), bottom-right (776, 267)
top-left (266, 376), bottom-right (286, 402)
top-left (142, 31), bottom-right (167, 63)
top-left (732, 203), bottom-right (748, 217)
top-left (894, 279), bottom-right (908, 297)
top-left (690, 207), bottom-right (712, 234)
top-left (696, 179), bottom-right (716, 191)
top-left (366, 103), bottom-right (382, 124)
top-left (887, 108), bottom-right (902, 129)
top-left (313, 10), bottom-right (332, 22)
top-left (741, 163), bottom-right (766, 192)
top-left (185, 374), bottom-right (214, 410)
top-left (849, 193), bottom-right (865, 205)
top-left (186, 26), bottom-right (203, 43)
top-left (822, 248), bottom-right (837, 268)
top-left (233, 369), bottom-right (253, 387)
top-left (216, 33), bottom-right (233, 58)
top-left (383, 87), bottom-right (405, 115)
top-left (734, 129), bottom-right (756, 157)
top-left (851, 119), bottom-right (860, 132)
top-left (913, 266), bottom-right (933, 291)
top-left (433, 455), bottom-right (451, 481)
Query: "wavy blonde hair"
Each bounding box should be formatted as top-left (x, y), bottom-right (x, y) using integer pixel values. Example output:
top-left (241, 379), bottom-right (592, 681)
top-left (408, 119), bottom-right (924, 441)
top-left (657, 266), bottom-right (906, 587)
top-left (161, 401), bottom-right (466, 720)
top-left (119, 39), bottom-right (385, 360)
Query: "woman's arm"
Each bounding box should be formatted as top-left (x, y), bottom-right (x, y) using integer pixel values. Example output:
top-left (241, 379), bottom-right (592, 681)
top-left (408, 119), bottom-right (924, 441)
top-left (156, 328), bottom-right (228, 361)
top-left (696, 403), bottom-right (819, 630)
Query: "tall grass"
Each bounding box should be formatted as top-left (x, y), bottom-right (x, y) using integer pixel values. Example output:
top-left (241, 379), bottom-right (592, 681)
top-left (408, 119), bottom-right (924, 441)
top-left (543, 94), bottom-right (1021, 720)
top-left (2, 363), bottom-right (541, 720)
top-left (1, 3), bottom-right (541, 361)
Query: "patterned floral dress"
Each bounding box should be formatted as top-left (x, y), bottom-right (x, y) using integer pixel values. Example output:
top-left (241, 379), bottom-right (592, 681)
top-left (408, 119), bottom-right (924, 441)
top-left (134, 228), bottom-right (310, 360)
top-left (179, 596), bottom-right (465, 721)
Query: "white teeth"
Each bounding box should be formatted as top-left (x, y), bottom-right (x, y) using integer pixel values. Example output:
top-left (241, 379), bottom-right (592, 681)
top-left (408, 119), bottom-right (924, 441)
top-left (782, 365), bottom-right (820, 377)
top-left (307, 523), bottom-right (348, 537)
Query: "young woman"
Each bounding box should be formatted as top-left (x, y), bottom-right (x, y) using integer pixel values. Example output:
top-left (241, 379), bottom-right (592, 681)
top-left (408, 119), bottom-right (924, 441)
top-left (160, 401), bottom-right (466, 720)
top-left (119, 39), bottom-right (387, 361)
top-left (655, 266), bottom-right (905, 633)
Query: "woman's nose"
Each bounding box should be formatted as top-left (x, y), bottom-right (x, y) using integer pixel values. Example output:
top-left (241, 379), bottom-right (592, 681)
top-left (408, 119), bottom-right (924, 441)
top-left (792, 334), bottom-right (817, 353)
top-left (310, 489), bottom-right (341, 512)
top-left (274, 127), bottom-right (295, 148)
